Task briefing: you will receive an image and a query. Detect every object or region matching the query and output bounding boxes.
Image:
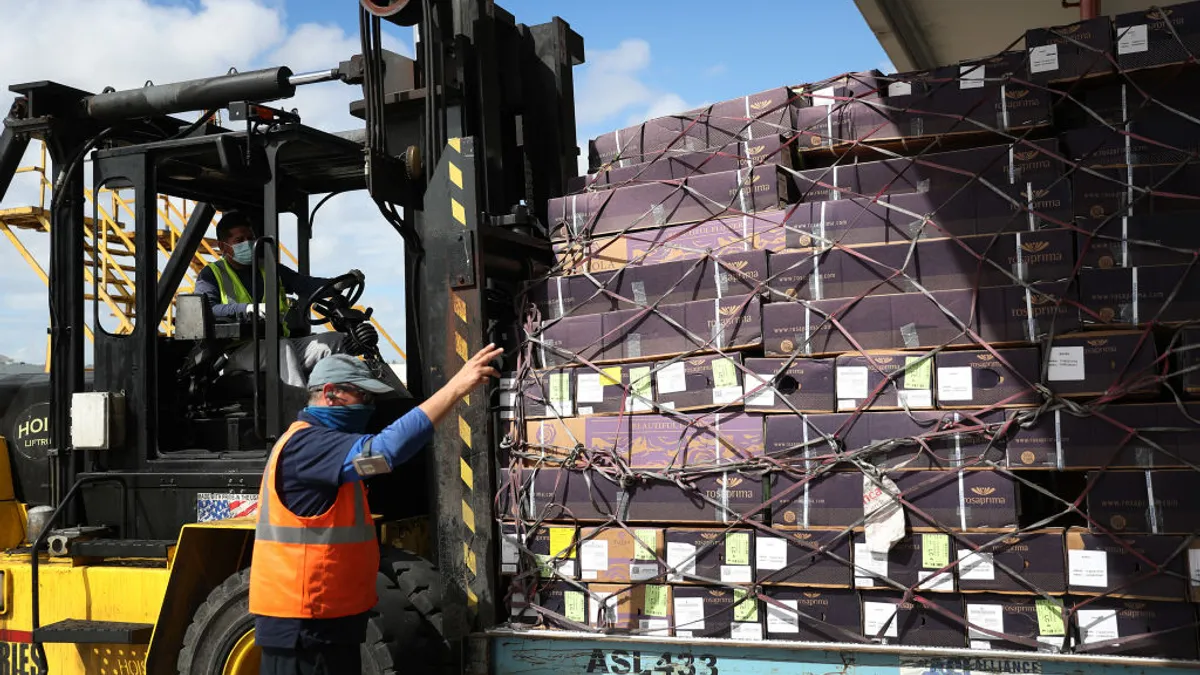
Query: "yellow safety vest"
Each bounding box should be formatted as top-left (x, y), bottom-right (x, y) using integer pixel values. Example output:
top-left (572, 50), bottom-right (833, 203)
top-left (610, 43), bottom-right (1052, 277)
top-left (206, 258), bottom-right (291, 338)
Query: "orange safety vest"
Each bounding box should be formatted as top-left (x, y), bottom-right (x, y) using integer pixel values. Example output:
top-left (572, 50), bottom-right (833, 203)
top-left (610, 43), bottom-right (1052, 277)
top-left (249, 420), bottom-right (380, 618)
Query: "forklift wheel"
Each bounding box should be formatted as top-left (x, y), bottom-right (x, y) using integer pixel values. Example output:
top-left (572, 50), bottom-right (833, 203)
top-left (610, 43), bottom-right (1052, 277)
top-left (176, 549), bottom-right (447, 674)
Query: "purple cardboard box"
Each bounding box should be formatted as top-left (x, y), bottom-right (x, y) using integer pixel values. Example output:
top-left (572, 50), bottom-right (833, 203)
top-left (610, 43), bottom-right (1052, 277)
top-left (894, 470), bottom-right (1020, 531)
top-left (589, 123), bottom-right (646, 169)
top-left (763, 289), bottom-right (977, 356)
top-left (1026, 17), bottom-right (1116, 83)
top-left (507, 579), bottom-right (588, 628)
top-left (763, 588), bottom-right (862, 643)
top-left (671, 585), bottom-right (762, 639)
top-left (1086, 469), bottom-right (1200, 534)
top-left (1081, 265), bottom-right (1200, 326)
top-left (975, 281), bottom-right (1079, 344)
top-left (664, 528), bottom-right (756, 585)
top-left (767, 245), bottom-right (913, 301)
top-left (859, 591), bottom-right (965, 647)
top-left (528, 271), bottom-right (619, 320)
top-left (743, 357), bottom-right (836, 413)
top-left (1007, 403), bottom-right (1200, 470)
top-left (501, 467), bottom-right (624, 523)
top-left (956, 530), bottom-right (1067, 594)
top-left (769, 472), bottom-right (863, 529)
top-left (961, 594), bottom-right (1064, 652)
top-left (601, 303), bottom-right (689, 363)
top-left (705, 86), bottom-right (796, 147)
top-left (851, 531), bottom-right (959, 593)
top-left (1115, 2), bottom-right (1200, 71)
top-left (1079, 212), bottom-right (1200, 268)
top-left (848, 139), bottom-right (1066, 196)
top-left (1064, 108), bottom-right (1200, 168)
top-left (572, 361), bottom-right (658, 416)
top-left (590, 412), bottom-right (763, 470)
top-left (835, 351), bottom-right (936, 411)
top-left (753, 529), bottom-right (853, 587)
top-left (519, 368), bottom-right (577, 419)
top-left (1066, 528), bottom-right (1188, 601)
top-left (934, 347), bottom-right (1042, 409)
top-left (1045, 331), bottom-right (1161, 398)
top-left (584, 136), bottom-right (795, 191)
top-left (614, 250), bottom-right (768, 311)
top-left (538, 313), bottom-right (605, 367)
top-left (1069, 597), bottom-right (1199, 660)
top-left (652, 353), bottom-right (747, 412)
top-left (625, 471), bottom-right (767, 524)
top-left (1178, 326), bottom-right (1200, 395)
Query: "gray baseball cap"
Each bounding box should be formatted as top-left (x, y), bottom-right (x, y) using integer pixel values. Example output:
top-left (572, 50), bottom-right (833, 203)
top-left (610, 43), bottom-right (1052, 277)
top-left (307, 354), bottom-right (394, 394)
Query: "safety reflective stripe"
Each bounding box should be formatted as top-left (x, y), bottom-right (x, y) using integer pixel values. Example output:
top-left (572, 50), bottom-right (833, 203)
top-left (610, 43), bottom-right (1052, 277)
top-left (256, 445), bottom-right (375, 545)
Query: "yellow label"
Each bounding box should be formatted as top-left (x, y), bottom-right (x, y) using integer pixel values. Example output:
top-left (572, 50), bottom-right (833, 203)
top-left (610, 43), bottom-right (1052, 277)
top-left (1036, 598), bottom-right (1066, 636)
top-left (922, 533), bottom-right (950, 569)
top-left (549, 526), bottom-right (575, 559)
top-left (630, 367), bottom-right (652, 397)
top-left (713, 358), bottom-right (738, 388)
top-left (565, 590), bottom-right (586, 622)
top-left (725, 532), bottom-right (750, 566)
top-left (733, 588), bottom-right (758, 622)
top-left (634, 529), bottom-right (658, 560)
top-left (904, 356), bottom-right (933, 389)
top-left (600, 367), bottom-right (623, 387)
top-left (644, 585), bottom-right (668, 617)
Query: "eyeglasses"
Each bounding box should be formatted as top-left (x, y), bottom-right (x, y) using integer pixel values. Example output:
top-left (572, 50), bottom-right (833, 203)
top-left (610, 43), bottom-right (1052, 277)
top-left (335, 384), bottom-right (375, 404)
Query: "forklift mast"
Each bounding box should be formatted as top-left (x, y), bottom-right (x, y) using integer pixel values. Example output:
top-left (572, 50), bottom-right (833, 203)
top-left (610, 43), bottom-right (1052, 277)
top-left (0, 0), bottom-right (583, 653)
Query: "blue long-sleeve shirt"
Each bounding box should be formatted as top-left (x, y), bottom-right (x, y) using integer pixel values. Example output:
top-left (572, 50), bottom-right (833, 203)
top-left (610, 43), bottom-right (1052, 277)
top-left (254, 405), bottom-right (434, 650)
top-left (194, 261), bottom-right (332, 320)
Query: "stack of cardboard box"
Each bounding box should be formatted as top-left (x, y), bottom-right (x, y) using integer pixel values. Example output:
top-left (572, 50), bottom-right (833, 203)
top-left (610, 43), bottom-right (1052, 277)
top-left (500, 0), bottom-right (1200, 657)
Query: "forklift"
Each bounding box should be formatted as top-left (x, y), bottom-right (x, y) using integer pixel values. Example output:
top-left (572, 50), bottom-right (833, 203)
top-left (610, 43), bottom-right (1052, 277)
top-left (0, 0), bottom-right (582, 672)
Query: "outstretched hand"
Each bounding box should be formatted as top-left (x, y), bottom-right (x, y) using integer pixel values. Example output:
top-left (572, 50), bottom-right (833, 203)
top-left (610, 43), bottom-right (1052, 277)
top-left (448, 343), bottom-right (504, 398)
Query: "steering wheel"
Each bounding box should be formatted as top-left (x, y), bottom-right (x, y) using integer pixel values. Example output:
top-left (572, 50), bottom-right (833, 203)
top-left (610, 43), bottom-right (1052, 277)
top-left (297, 271), bottom-right (366, 326)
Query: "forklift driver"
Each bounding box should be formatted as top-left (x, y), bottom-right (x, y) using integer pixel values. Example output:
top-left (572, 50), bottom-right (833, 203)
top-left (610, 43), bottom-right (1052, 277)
top-left (194, 210), bottom-right (374, 388)
top-left (249, 344), bottom-right (505, 674)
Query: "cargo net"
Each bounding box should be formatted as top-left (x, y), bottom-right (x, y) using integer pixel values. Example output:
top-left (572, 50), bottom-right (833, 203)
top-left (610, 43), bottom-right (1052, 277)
top-left (496, 4), bottom-right (1200, 660)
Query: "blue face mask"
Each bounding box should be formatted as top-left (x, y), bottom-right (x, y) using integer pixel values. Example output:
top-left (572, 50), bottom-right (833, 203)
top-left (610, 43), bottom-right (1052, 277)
top-left (304, 404), bottom-right (375, 432)
top-left (231, 240), bottom-right (254, 265)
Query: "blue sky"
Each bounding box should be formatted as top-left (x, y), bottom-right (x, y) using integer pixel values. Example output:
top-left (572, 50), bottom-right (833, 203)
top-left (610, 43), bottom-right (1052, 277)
top-left (0, 0), bottom-right (894, 365)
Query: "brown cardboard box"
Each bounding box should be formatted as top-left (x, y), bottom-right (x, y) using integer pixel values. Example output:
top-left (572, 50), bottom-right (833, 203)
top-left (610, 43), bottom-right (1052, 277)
top-left (851, 531), bottom-right (957, 593)
top-left (1044, 331), bottom-right (1161, 398)
top-left (763, 588), bottom-right (861, 643)
top-left (753, 529), bottom-right (853, 587)
top-left (956, 530), bottom-right (1067, 594)
top-left (578, 526), bottom-right (665, 584)
top-left (587, 583), bottom-right (672, 636)
top-left (672, 585), bottom-right (762, 639)
top-left (1066, 527), bottom-right (1188, 601)
top-left (1086, 469), bottom-right (1200, 534)
top-left (664, 528), bottom-right (755, 584)
top-left (523, 418), bottom-right (588, 466)
top-left (934, 347), bottom-right (1041, 409)
top-left (743, 357), bottom-right (836, 413)
top-left (835, 351), bottom-right (936, 411)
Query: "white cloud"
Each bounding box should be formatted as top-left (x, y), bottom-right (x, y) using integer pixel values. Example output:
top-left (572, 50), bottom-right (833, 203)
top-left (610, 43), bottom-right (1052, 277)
top-left (0, 0), bottom-right (412, 363)
top-left (705, 63), bottom-right (729, 77)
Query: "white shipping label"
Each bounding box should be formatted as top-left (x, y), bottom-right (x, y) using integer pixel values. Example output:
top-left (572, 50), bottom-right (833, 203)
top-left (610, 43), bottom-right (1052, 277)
top-left (630, 563), bottom-right (659, 581)
top-left (1030, 44), bottom-right (1060, 73)
top-left (592, 593), bottom-right (616, 626)
top-left (1189, 549), bottom-right (1200, 586)
top-left (1117, 24), bottom-right (1148, 55)
top-left (657, 361), bottom-right (687, 394)
top-left (863, 601), bottom-right (900, 638)
top-left (887, 81), bottom-right (912, 97)
top-left (957, 549), bottom-right (996, 581)
top-left (667, 541), bottom-right (697, 581)
top-left (624, 395), bottom-right (653, 413)
top-left (756, 537), bottom-right (789, 571)
top-left (897, 389), bottom-right (932, 408)
top-left (854, 542), bottom-right (889, 586)
top-left (967, 603), bottom-right (1005, 640)
top-left (971, 640), bottom-right (994, 650)
top-left (1047, 346), bottom-right (1086, 381)
top-left (577, 406), bottom-right (593, 416)
top-left (918, 569), bottom-right (955, 592)
top-left (960, 64), bottom-right (986, 89)
top-left (713, 386), bottom-right (743, 405)
top-left (501, 532), bottom-right (520, 567)
top-left (580, 539), bottom-right (609, 572)
top-left (640, 618), bottom-right (670, 637)
top-left (499, 391), bottom-right (516, 408)
top-left (575, 373), bottom-right (605, 403)
top-left (938, 366), bottom-right (974, 401)
top-left (674, 597), bottom-right (706, 632)
top-left (721, 565), bottom-right (753, 583)
top-left (1068, 549), bottom-right (1109, 588)
top-left (1077, 609), bottom-right (1120, 644)
top-left (812, 85), bottom-right (837, 109)
top-left (836, 366), bottom-right (869, 400)
top-left (766, 599), bottom-right (799, 633)
top-left (731, 622), bottom-right (763, 640)
top-left (743, 373), bottom-right (776, 407)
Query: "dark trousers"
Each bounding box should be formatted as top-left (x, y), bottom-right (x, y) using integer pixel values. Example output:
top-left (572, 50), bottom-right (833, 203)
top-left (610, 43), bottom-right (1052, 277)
top-left (261, 644), bottom-right (362, 674)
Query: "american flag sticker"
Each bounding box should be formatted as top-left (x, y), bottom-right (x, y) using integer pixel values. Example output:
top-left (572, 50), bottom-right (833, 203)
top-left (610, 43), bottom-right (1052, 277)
top-left (196, 493), bottom-right (259, 522)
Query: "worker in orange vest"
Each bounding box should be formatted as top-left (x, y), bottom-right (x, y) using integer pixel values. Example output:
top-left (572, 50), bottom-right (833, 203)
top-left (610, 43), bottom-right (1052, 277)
top-left (249, 344), bottom-right (503, 674)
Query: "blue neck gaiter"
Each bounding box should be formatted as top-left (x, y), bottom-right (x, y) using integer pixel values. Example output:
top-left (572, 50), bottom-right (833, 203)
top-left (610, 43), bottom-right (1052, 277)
top-left (304, 404), bottom-right (375, 433)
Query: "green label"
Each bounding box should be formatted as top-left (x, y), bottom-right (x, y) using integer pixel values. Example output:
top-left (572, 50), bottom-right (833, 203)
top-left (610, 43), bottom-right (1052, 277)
top-left (904, 356), bottom-right (932, 390)
top-left (630, 367), bottom-right (652, 398)
top-left (921, 533), bottom-right (949, 569)
top-left (713, 358), bottom-right (738, 388)
top-left (733, 588), bottom-right (758, 622)
top-left (549, 372), bottom-right (570, 404)
top-left (535, 554), bottom-right (554, 578)
top-left (725, 532), bottom-right (750, 566)
top-left (1036, 598), bottom-right (1066, 636)
top-left (564, 591), bottom-right (586, 622)
top-left (644, 585), bottom-right (668, 617)
top-left (634, 529), bottom-right (658, 560)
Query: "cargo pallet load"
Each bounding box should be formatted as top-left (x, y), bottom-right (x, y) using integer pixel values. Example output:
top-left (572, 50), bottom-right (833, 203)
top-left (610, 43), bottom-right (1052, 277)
top-left (492, 2), bottom-right (1200, 673)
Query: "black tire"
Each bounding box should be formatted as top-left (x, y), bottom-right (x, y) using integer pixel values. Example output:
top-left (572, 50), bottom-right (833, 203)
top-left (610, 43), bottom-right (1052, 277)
top-left (176, 549), bottom-right (447, 674)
